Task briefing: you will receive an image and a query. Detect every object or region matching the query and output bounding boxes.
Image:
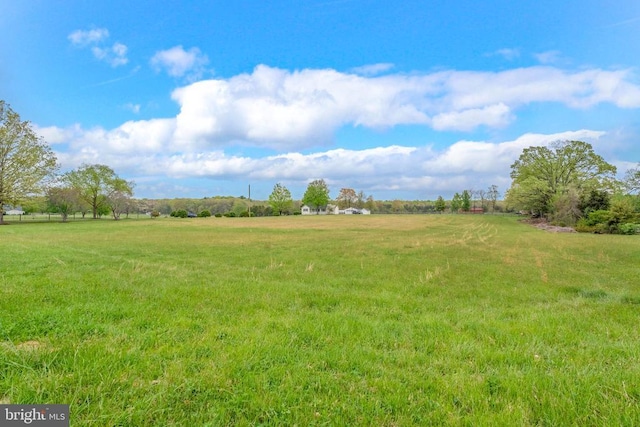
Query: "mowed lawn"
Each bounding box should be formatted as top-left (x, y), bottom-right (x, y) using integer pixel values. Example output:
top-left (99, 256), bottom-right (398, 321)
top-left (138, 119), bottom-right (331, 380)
top-left (1, 214), bottom-right (639, 425)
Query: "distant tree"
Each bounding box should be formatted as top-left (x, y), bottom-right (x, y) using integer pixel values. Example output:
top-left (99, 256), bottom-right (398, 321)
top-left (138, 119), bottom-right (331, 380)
top-left (107, 179), bottom-right (134, 220)
top-left (487, 185), bottom-right (500, 213)
top-left (302, 179), bottom-right (330, 214)
top-left (434, 196), bottom-right (446, 213)
top-left (231, 199), bottom-right (248, 217)
top-left (356, 190), bottom-right (366, 209)
top-left (21, 196), bottom-right (47, 215)
top-left (391, 199), bottom-right (404, 213)
top-left (64, 164), bottom-right (134, 219)
top-left (451, 193), bottom-right (462, 213)
top-left (476, 189), bottom-right (487, 210)
top-left (624, 165), bottom-right (640, 194)
top-left (461, 190), bottom-right (471, 212)
top-left (365, 195), bottom-right (375, 212)
top-left (507, 140), bottom-right (616, 217)
top-left (268, 183), bottom-right (293, 215)
top-left (0, 100), bottom-right (59, 223)
top-left (47, 186), bottom-right (79, 222)
top-left (336, 188), bottom-right (358, 209)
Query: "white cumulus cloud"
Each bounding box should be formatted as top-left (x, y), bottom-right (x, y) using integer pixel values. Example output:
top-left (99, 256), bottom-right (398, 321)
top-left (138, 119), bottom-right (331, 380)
top-left (166, 65), bottom-right (640, 149)
top-left (150, 45), bottom-right (210, 81)
top-left (38, 63), bottom-right (639, 198)
top-left (68, 27), bottom-right (128, 67)
top-left (68, 28), bottom-right (109, 46)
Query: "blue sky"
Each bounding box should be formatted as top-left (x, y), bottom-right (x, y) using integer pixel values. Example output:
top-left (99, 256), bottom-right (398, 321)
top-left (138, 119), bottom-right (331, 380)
top-left (2, 0), bottom-right (639, 200)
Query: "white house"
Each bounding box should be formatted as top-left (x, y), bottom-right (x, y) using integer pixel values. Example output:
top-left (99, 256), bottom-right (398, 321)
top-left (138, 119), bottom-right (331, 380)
top-left (301, 204), bottom-right (339, 215)
top-left (338, 207), bottom-right (371, 215)
top-left (5, 209), bottom-right (25, 215)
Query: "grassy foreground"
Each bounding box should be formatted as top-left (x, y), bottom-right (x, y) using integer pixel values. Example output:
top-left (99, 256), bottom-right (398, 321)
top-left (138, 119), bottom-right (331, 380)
top-left (1, 215), bottom-right (639, 425)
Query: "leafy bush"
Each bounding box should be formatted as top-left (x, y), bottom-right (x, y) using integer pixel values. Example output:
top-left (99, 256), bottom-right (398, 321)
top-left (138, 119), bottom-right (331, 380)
top-left (618, 223), bottom-right (640, 235)
top-left (150, 210), bottom-right (160, 218)
top-left (214, 213), bottom-right (223, 218)
top-left (584, 210), bottom-right (611, 226)
top-left (198, 210), bottom-right (211, 218)
top-left (171, 209), bottom-right (188, 218)
top-left (608, 197), bottom-right (637, 226)
top-left (575, 219), bottom-right (596, 233)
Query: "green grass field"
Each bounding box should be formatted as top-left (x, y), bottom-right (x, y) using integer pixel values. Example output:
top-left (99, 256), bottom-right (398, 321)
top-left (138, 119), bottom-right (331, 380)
top-left (1, 215), bottom-right (639, 425)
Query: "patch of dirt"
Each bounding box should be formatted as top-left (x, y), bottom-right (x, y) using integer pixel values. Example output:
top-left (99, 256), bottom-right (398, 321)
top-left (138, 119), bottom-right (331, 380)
top-left (521, 218), bottom-right (576, 233)
top-left (16, 340), bottom-right (44, 351)
top-left (1, 340), bottom-right (48, 352)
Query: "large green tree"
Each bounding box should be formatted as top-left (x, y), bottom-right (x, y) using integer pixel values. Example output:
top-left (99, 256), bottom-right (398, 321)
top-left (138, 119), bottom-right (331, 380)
top-left (302, 179), bottom-right (330, 214)
top-left (506, 140), bottom-right (617, 217)
top-left (434, 195), bottom-right (446, 213)
top-left (64, 164), bottom-right (134, 219)
top-left (0, 101), bottom-right (59, 223)
top-left (268, 183), bottom-right (293, 215)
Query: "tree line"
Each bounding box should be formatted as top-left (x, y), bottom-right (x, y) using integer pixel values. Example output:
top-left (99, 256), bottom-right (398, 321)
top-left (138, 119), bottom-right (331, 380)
top-left (2, 100), bottom-right (638, 230)
top-left (0, 101), bottom-right (133, 223)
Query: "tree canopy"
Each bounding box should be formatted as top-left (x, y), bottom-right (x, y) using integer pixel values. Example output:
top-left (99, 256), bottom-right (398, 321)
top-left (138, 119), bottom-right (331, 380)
top-left (450, 192), bottom-right (462, 213)
top-left (336, 188), bottom-right (358, 209)
top-left (0, 101), bottom-right (59, 223)
top-left (302, 179), bottom-right (330, 213)
top-left (461, 190), bottom-right (471, 212)
top-left (506, 140), bottom-right (616, 216)
top-left (268, 183), bottom-right (293, 215)
top-left (64, 164), bottom-right (134, 219)
top-left (625, 165), bottom-right (640, 195)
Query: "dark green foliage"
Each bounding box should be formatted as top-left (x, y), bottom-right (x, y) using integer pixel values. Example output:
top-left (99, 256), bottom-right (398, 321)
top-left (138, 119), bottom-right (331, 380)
top-left (580, 188), bottom-right (610, 214)
top-left (575, 197), bottom-right (640, 233)
top-left (198, 210), bottom-right (211, 217)
top-left (461, 190), bottom-right (471, 211)
top-left (171, 209), bottom-right (188, 218)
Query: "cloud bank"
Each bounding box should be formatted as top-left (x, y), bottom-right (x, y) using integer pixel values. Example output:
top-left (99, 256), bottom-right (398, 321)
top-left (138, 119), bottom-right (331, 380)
top-left (39, 63), bottom-right (640, 198)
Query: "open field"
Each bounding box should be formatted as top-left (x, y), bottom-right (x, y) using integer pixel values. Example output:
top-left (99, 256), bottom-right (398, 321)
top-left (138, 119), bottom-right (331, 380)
top-left (1, 215), bottom-right (640, 425)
